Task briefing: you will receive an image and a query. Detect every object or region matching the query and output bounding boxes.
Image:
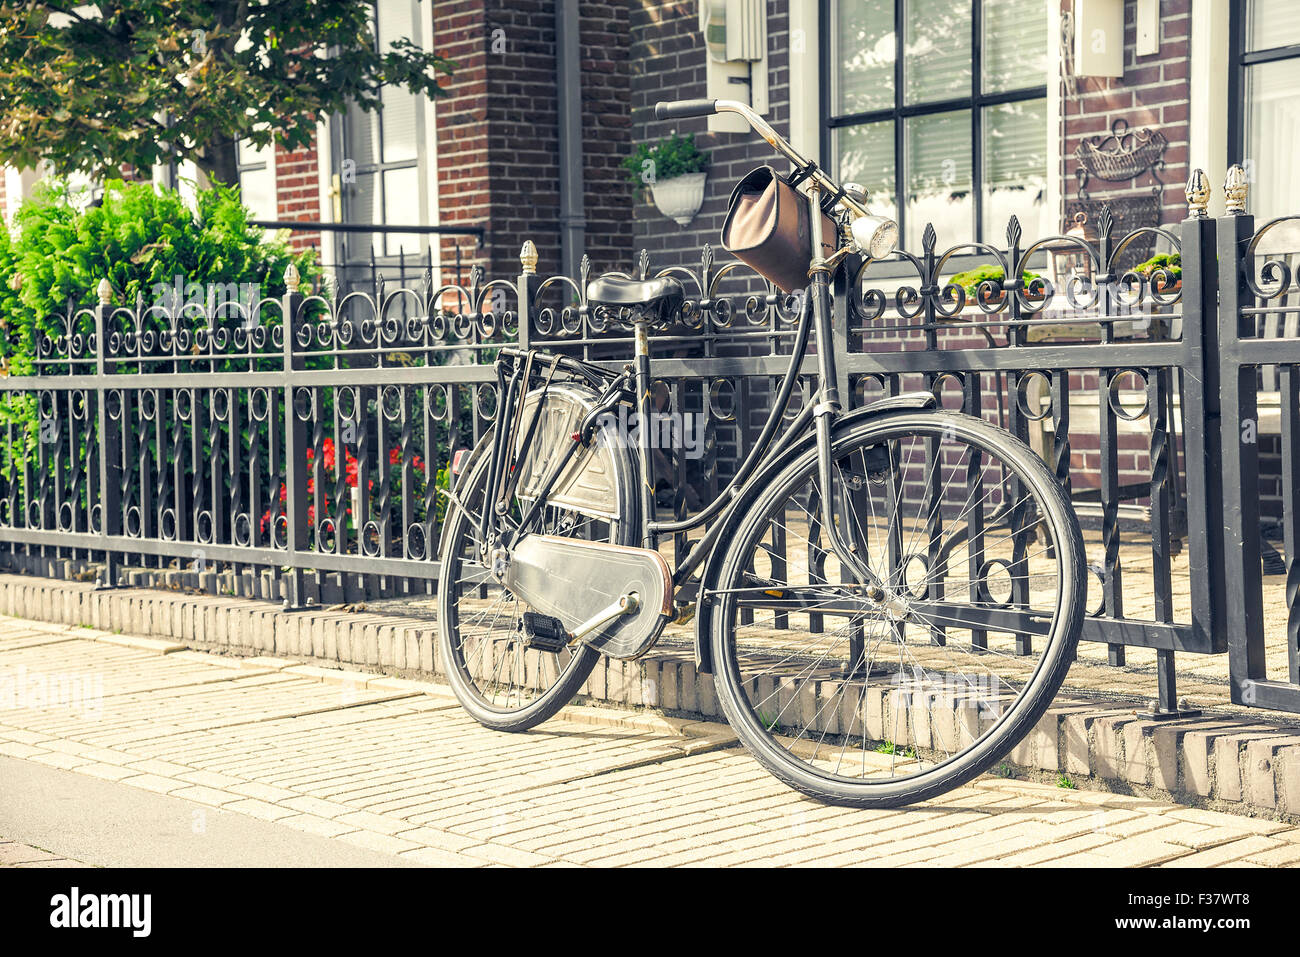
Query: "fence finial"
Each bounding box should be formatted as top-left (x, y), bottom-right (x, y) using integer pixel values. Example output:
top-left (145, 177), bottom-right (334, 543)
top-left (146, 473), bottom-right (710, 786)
top-left (96, 278), bottom-right (113, 305)
top-left (1184, 169), bottom-right (1210, 218)
top-left (1224, 165), bottom-right (1249, 215)
top-left (520, 240), bottom-right (538, 276)
top-left (284, 262), bottom-right (301, 293)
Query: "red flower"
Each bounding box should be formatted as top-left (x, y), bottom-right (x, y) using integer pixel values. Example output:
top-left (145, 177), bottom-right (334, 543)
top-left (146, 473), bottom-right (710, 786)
top-left (306, 439), bottom-right (338, 473)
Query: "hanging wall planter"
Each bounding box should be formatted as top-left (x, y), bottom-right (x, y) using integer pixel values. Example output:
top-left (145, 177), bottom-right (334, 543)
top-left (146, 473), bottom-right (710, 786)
top-left (651, 172), bottom-right (708, 227)
top-left (623, 133), bottom-right (711, 229)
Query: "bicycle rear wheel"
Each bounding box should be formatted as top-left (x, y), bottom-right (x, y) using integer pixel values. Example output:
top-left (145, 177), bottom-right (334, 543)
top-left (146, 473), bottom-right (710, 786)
top-left (709, 411), bottom-right (1084, 807)
top-left (437, 390), bottom-right (639, 732)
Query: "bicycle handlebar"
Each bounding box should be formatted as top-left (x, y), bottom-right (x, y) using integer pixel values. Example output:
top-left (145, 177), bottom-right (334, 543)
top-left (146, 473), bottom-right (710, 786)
top-left (653, 99), bottom-right (717, 120)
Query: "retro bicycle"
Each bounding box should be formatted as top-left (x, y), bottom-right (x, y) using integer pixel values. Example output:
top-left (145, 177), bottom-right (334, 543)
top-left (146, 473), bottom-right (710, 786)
top-left (437, 99), bottom-right (1084, 808)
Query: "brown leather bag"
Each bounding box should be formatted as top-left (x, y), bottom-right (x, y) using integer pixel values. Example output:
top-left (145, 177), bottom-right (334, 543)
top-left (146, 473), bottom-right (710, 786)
top-left (721, 166), bottom-right (837, 293)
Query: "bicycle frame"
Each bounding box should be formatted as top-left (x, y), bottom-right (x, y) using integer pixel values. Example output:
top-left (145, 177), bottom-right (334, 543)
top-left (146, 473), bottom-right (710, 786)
top-left (440, 100), bottom-right (1085, 807)
top-left (481, 99), bottom-right (900, 617)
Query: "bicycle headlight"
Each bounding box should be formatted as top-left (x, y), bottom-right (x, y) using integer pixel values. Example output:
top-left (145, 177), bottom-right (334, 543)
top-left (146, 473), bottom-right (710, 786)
top-left (850, 215), bottom-right (899, 260)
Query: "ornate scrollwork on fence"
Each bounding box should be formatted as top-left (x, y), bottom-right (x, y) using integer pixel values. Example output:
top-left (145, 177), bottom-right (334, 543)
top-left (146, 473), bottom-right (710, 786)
top-left (844, 210), bottom-right (1181, 343)
top-left (530, 243), bottom-right (803, 345)
top-left (1242, 215), bottom-right (1300, 302)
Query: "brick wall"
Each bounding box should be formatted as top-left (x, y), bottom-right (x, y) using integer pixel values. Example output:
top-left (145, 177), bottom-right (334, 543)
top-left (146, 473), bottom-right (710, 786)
top-left (628, 1), bottom-right (790, 277)
top-left (431, 0), bottom-right (633, 283)
top-left (275, 138), bottom-right (322, 254)
top-left (432, 0), bottom-right (492, 278)
top-left (1060, 0), bottom-right (1191, 231)
top-left (484, 0), bottom-right (562, 280)
top-left (577, 2), bottom-right (634, 274)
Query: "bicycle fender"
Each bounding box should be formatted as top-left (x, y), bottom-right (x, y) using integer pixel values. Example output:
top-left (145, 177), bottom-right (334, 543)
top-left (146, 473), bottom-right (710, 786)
top-left (692, 391), bottom-right (937, 675)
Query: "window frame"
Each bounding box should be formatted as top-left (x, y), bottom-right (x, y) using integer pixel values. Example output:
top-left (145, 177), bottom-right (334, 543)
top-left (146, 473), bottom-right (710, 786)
top-left (1227, 0), bottom-right (1300, 184)
top-left (819, 0), bottom-right (1048, 247)
top-left (336, 0), bottom-right (429, 261)
top-left (235, 140), bottom-right (277, 222)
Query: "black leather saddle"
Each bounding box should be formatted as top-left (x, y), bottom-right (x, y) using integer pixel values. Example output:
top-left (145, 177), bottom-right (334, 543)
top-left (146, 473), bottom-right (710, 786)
top-left (586, 274), bottom-right (685, 324)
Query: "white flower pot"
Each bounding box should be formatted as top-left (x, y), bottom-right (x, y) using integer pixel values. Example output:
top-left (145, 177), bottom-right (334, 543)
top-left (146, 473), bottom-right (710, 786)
top-left (651, 172), bottom-right (708, 227)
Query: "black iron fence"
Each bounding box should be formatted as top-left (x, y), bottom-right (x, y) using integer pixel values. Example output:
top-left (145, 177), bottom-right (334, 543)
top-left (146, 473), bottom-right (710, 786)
top-left (0, 167), bottom-right (1296, 718)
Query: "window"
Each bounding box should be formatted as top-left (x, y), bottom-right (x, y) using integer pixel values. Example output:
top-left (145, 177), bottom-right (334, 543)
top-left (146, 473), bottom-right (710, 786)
top-left (825, 0), bottom-right (1048, 250)
top-left (236, 140), bottom-right (277, 222)
top-left (340, 0), bottom-right (427, 259)
top-left (1232, 0), bottom-right (1300, 220)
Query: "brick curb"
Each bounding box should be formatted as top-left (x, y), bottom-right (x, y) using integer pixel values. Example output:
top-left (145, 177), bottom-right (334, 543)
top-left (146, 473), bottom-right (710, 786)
top-left (3, 571), bottom-right (1299, 823)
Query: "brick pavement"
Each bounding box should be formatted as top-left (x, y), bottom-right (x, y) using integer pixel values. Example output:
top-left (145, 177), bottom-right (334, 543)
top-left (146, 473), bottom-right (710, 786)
top-left (0, 838), bottom-right (83, 868)
top-left (2, 616), bottom-right (1298, 868)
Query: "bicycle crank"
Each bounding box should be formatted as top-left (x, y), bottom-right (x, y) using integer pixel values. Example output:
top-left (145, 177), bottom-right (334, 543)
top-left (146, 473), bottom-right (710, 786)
top-left (498, 534), bottom-right (673, 660)
top-left (517, 593), bottom-right (641, 653)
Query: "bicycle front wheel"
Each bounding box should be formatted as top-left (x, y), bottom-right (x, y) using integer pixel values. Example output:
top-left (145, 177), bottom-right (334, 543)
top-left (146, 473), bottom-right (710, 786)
top-left (709, 410), bottom-right (1084, 807)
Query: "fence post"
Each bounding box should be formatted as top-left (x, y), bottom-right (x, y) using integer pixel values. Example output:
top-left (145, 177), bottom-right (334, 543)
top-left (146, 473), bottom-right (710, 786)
top-left (1216, 166), bottom-right (1268, 704)
top-left (1124, 173), bottom-right (1214, 719)
top-left (517, 240), bottom-right (537, 354)
top-left (1177, 169), bottom-right (1226, 658)
top-left (830, 256), bottom-right (852, 412)
top-left (94, 279), bottom-right (123, 589)
top-left (282, 264), bottom-right (309, 609)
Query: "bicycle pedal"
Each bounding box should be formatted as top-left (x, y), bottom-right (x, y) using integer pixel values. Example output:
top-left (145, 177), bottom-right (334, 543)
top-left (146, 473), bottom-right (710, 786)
top-left (520, 611), bottom-right (571, 653)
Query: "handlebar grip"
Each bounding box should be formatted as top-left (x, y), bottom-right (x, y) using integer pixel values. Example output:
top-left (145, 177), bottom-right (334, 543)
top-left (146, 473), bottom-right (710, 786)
top-left (654, 99), bottom-right (718, 121)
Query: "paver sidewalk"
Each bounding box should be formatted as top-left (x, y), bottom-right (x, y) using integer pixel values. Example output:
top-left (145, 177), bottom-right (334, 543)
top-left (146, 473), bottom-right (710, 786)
top-left (0, 839), bottom-right (84, 867)
top-left (1, 615), bottom-right (1298, 868)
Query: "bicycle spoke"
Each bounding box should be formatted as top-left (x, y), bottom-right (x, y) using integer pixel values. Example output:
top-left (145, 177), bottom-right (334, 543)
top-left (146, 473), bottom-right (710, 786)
top-left (713, 416), bottom-right (1080, 797)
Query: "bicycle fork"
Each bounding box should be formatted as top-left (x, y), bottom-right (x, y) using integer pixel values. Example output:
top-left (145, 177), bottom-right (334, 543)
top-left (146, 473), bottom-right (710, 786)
top-left (804, 188), bottom-right (897, 611)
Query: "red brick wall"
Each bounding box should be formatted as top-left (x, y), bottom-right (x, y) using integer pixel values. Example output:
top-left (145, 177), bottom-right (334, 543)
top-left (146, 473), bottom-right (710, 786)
top-left (577, 2), bottom-right (633, 274)
top-left (628, 1), bottom-right (792, 274)
top-left (430, 1), bottom-right (633, 283)
top-left (1059, 0), bottom-right (1191, 230)
top-left (483, 0), bottom-right (562, 280)
top-left (275, 138), bottom-right (322, 255)
top-left (432, 0), bottom-right (492, 280)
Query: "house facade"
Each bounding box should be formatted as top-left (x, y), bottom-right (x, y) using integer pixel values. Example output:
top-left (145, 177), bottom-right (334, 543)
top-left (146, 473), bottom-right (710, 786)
top-left (1, 1), bottom-right (1293, 285)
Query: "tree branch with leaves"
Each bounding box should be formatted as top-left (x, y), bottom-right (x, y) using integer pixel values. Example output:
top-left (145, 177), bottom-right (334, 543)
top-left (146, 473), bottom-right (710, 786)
top-left (0, 1), bottom-right (453, 186)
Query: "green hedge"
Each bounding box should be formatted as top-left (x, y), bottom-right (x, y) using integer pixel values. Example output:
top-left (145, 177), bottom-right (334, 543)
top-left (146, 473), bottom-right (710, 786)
top-left (0, 177), bottom-right (322, 484)
top-left (0, 177), bottom-right (320, 375)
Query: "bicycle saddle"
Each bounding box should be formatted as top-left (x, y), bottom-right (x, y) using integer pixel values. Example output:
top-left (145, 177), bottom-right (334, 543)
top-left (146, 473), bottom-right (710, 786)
top-left (586, 274), bottom-right (685, 324)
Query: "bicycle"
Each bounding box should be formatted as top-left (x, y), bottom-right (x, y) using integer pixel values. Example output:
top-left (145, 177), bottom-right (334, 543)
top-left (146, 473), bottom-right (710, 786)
top-left (437, 99), bottom-right (1085, 808)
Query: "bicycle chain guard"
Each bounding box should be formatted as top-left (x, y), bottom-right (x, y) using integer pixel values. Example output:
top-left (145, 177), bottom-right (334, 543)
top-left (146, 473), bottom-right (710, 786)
top-left (501, 535), bottom-right (672, 660)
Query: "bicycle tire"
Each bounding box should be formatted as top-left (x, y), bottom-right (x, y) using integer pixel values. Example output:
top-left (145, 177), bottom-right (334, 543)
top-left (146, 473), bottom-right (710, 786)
top-left (709, 410), bottom-right (1085, 807)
